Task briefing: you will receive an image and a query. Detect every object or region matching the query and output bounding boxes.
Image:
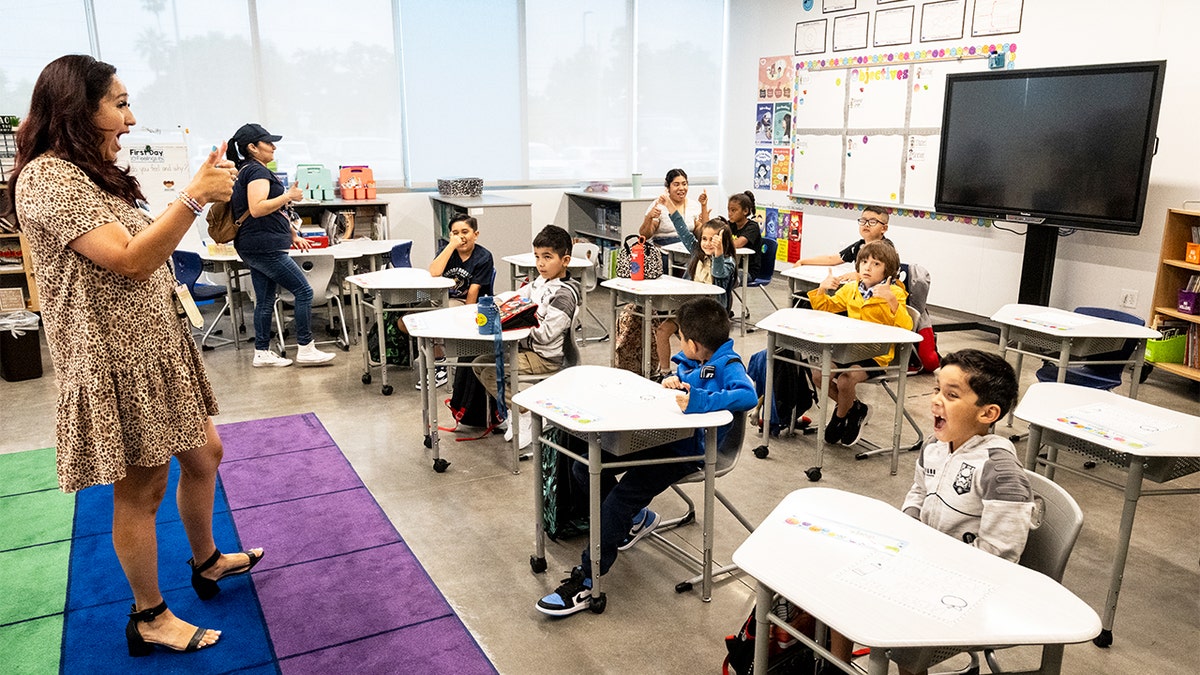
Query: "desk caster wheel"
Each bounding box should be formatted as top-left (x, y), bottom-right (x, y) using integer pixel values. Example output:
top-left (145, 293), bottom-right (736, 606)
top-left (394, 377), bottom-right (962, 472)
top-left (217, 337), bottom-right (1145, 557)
top-left (530, 556), bottom-right (547, 574)
top-left (423, 435), bottom-right (432, 449)
top-left (1093, 629), bottom-right (1112, 648)
top-left (381, 384), bottom-right (393, 396)
top-left (202, 344), bottom-right (214, 352)
top-left (239, 324), bottom-right (247, 334)
top-left (339, 341), bottom-right (350, 352)
top-left (805, 467), bottom-right (822, 482)
top-left (753, 445), bottom-right (769, 459)
top-left (854, 452), bottom-right (868, 461)
top-left (674, 581), bottom-right (693, 594)
top-left (362, 373), bottom-right (372, 385)
top-left (433, 458), bottom-right (450, 473)
top-left (589, 593), bottom-right (607, 614)
top-left (1083, 461), bottom-right (1097, 470)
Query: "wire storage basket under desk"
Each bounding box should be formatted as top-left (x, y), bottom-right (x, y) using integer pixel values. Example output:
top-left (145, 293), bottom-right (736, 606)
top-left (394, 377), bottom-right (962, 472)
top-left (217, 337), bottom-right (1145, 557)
top-left (1040, 427), bottom-right (1200, 483)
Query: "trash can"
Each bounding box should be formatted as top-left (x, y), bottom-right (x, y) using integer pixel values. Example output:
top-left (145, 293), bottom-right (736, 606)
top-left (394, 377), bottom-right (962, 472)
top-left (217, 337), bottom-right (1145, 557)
top-left (0, 310), bottom-right (43, 382)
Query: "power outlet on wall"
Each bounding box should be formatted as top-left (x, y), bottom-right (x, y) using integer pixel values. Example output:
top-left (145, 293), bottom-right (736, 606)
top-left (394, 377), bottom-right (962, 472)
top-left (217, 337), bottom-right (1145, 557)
top-left (1120, 289), bottom-right (1138, 308)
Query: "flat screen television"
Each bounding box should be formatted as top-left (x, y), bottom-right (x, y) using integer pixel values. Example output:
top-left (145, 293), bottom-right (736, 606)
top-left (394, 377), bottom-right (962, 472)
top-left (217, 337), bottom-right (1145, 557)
top-left (934, 61), bottom-right (1166, 236)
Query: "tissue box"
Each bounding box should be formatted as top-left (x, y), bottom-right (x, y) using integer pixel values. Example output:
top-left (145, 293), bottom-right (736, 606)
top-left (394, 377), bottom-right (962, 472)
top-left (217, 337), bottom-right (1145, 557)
top-left (437, 177), bottom-right (483, 198)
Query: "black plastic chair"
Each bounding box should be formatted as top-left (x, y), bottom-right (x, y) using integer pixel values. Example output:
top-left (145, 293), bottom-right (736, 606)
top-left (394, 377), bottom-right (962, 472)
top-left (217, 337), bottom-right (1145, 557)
top-left (746, 238), bottom-right (779, 310)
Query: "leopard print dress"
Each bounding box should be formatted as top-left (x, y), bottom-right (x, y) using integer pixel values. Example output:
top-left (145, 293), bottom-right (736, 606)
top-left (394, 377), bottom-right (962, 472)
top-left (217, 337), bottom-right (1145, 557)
top-left (14, 156), bottom-right (219, 493)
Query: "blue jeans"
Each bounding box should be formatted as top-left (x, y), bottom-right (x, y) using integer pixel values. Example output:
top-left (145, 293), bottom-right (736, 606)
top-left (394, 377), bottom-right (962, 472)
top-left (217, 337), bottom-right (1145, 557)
top-left (239, 250), bottom-right (314, 351)
top-left (571, 440), bottom-right (700, 577)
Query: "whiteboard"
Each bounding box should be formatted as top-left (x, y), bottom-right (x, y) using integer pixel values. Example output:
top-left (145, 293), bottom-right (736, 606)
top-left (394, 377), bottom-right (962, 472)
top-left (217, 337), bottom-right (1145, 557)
top-left (120, 141), bottom-right (191, 216)
top-left (790, 56), bottom-right (989, 210)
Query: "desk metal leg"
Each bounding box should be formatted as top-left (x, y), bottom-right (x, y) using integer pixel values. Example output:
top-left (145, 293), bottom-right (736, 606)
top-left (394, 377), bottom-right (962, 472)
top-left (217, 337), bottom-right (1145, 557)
top-left (642, 298), bottom-right (654, 378)
top-left (1095, 458), bottom-right (1144, 648)
top-left (221, 261), bottom-right (243, 350)
top-left (867, 650), bottom-right (889, 675)
top-left (374, 292), bottom-right (392, 395)
top-left (530, 414), bottom-right (547, 572)
top-left (890, 343), bottom-right (913, 476)
top-left (1038, 643), bottom-right (1065, 674)
top-left (701, 426), bottom-right (717, 601)
top-left (1024, 424), bottom-right (1044, 471)
top-left (506, 341), bottom-right (522, 475)
top-left (587, 433), bottom-right (606, 612)
top-left (1129, 340), bottom-right (1147, 400)
top-left (739, 256), bottom-right (748, 337)
top-left (808, 350), bottom-right (833, 482)
top-left (1041, 338), bottom-right (1071, 481)
top-left (753, 583), bottom-right (773, 673)
top-left (755, 332), bottom-right (777, 459)
top-left (353, 286), bottom-right (370, 379)
top-left (421, 338), bottom-right (449, 472)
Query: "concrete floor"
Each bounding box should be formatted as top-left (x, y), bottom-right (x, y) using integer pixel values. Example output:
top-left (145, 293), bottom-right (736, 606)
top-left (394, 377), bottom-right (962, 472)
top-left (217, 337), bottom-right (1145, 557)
top-left (2, 285), bottom-right (1197, 674)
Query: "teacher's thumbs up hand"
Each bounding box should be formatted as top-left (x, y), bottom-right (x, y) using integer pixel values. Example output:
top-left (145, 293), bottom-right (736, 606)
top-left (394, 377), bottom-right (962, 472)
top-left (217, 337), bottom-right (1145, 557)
top-left (187, 142), bottom-right (235, 204)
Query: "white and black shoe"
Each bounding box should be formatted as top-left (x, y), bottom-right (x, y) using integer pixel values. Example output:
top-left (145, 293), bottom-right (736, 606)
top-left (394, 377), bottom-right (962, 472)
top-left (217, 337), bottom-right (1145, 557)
top-left (536, 566), bottom-right (593, 617)
top-left (252, 350), bottom-right (292, 368)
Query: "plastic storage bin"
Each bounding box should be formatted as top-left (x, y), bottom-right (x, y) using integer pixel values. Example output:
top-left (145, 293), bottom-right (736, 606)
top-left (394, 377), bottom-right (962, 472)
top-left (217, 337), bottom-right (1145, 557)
top-left (295, 164), bottom-right (334, 201)
top-left (1145, 334), bottom-right (1185, 364)
top-left (338, 166), bottom-right (376, 200)
top-left (0, 311), bottom-right (43, 381)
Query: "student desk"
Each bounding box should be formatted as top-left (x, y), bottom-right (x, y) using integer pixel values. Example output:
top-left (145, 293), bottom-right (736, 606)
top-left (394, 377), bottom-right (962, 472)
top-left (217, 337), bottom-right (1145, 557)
top-left (662, 242), bottom-right (755, 336)
top-left (196, 239), bottom-right (412, 350)
top-left (781, 262), bottom-right (855, 307)
top-left (732, 487), bottom-right (1100, 675)
top-left (754, 308), bottom-right (921, 480)
top-left (501, 253), bottom-right (598, 335)
top-left (990, 303), bottom-right (1160, 403)
top-left (601, 276), bottom-right (725, 377)
top-left (1014, 382), bottom-right (1200, 648)
top-left (513, 365), bottom-right (730, 608)
top-left (404, 304), bottom-right (532, 474)
top-left (346, 267), bottom-right (454, 396)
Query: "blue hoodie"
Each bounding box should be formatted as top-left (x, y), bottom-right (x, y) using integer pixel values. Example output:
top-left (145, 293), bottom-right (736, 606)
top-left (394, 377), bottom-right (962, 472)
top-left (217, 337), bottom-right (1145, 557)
top-left (669, 338), bottom-right (758, 456)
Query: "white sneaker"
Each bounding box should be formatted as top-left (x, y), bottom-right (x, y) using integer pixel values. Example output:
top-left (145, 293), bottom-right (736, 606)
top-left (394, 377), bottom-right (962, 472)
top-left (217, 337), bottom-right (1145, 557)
top-left (517, 410), bottom-right (533, 450)
top-left (253, 350), bottom-right (293, 368)
top-left (295, 342), bottom-right (336, 366)
top-left (502, 414), bottom-right (514, 442)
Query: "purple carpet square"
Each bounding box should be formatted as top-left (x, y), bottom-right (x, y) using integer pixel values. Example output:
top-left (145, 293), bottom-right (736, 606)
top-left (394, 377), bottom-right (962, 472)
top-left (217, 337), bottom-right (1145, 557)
top-left (217, 413), bottom-right (335, 461)
top-left (279, 615), bottom-right (497, 675)
top-left (253, 542), bottom-right (452, 658)
top-left (219, 445), bottom-right (361, 510)
top-left (232, 488), bottom-right (402, 571)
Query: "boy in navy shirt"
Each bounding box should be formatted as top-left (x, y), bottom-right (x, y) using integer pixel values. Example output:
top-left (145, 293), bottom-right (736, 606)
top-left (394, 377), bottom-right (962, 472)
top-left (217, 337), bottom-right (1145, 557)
top-left (422, 213), bottom-right (494, 387)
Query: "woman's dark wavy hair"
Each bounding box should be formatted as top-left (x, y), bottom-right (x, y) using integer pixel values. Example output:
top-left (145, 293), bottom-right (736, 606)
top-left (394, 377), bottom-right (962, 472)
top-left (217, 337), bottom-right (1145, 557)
top-left (3, 55), bottom-right (145, 224)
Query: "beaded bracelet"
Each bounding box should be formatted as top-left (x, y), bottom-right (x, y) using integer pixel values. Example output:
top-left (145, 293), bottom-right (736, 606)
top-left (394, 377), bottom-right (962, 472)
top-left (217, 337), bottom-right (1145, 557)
top-left (177, 191), bottom-right (203, 216)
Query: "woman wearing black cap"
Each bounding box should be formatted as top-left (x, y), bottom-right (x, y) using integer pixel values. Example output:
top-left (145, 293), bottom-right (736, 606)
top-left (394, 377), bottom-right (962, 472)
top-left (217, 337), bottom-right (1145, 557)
top-left (226, 123), bottom-right (335, 367)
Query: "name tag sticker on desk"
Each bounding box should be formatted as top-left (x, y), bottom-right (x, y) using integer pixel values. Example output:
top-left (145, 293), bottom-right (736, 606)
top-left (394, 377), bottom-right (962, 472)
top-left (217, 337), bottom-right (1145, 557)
top-left (784, 514), bottom-right (907, 554)
top-left (532, 399), bottom-right (600, 424)
top-left (835, 552), bottom-right (993, 623)
top-left (1013, 311), bottom-right (1093, 331)
top-left (1056, 403), bottom-right (1174, 450)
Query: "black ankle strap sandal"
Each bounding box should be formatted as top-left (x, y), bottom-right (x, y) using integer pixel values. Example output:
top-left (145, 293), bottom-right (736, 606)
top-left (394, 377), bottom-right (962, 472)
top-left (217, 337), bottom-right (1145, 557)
top-left (125, 600), bottom-right (211, 657)
top-left (188, 547), bottom-right (265, 600)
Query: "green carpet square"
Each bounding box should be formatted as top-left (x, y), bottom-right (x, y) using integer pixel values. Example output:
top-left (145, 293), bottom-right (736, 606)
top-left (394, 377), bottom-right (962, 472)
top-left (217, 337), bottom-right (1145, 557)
top-left (0, 447), bottom-right (59, 496)
top-left (0, 614), bottom-right (62, 675)
top-left (0, 490), bottom-right (74, 551)
top-left (0, 541), bottom-right (69, 625)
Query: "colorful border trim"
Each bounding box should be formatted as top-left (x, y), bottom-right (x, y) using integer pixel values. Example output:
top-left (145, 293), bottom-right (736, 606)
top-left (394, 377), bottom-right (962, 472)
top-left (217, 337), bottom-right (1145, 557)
top-left (798, 42), bottom-right (1017, 70)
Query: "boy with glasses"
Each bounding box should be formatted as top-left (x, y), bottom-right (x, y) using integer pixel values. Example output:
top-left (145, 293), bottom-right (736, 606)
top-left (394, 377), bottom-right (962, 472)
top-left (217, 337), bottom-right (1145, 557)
top-left (794, 206), bottom-right (894, 269)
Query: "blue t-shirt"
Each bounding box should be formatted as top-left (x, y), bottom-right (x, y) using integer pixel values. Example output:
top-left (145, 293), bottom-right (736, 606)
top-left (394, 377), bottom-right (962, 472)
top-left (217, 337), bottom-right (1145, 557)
top-left (232, 162), bottom-right (292, 253)
top-left (443, 244), bottom-right (494, 299)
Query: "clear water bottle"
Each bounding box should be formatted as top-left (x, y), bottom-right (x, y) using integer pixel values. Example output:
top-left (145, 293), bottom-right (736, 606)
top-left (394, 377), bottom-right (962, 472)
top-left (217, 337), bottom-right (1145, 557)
top-left (476, 296), bottom-right (500, 334)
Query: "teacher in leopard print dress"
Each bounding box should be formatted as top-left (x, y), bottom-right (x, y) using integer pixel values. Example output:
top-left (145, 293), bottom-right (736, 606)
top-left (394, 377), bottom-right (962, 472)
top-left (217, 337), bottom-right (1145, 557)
top-left (4, 55), bottom-right (263, 657)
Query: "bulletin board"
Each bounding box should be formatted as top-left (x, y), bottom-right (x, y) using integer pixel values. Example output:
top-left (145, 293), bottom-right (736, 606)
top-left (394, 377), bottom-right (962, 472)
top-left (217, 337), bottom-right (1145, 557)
top-left (789, 45), bottom-right (1012, 211)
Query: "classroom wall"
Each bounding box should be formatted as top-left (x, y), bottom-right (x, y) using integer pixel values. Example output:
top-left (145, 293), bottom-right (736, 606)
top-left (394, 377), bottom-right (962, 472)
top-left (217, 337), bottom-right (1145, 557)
top-left (723, 0), bottom-right (1200, 318)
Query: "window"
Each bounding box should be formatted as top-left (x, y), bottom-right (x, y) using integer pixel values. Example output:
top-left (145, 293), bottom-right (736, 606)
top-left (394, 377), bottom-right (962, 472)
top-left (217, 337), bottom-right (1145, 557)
top-left (3, 1), bottom-right (724, 185)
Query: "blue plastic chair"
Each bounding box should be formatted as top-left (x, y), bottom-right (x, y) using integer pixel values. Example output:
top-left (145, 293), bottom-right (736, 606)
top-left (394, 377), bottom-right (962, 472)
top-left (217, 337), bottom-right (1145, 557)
top-left (1034, 307), bottom-right (1144, 390)
top-left (746, 238), bottom-right (779, 310)
top-left (389, 241), bottom-right (412, 268)
top-left (171, 250), bottom-right (230, 349)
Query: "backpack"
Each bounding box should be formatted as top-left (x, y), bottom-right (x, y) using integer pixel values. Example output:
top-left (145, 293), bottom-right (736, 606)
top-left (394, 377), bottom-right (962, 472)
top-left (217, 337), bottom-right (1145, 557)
top-left (747, 349), bottom-right (815, 436)
top-left (723, 598), bottom-right (816, 675)
top-left (205, 200), bottom-right (250, 244)
top-left (445, 364), bottom-right (504, 430)
top-left (539, 425), bottom-right (590, 541)
top-left (365, 318), bottom-right (411, 368)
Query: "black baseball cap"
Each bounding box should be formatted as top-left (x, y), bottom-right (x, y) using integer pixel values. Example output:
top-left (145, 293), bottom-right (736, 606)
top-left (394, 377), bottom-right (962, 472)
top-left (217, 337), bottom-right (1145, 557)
top-left (231, 123), bottom-right (282, 146)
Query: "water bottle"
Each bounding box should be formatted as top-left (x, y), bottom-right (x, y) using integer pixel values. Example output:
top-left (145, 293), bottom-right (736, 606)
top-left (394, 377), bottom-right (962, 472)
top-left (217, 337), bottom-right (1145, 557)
top-left (630, 237), bottom-right (645, 281)
top-left (476, 296), bottom-right (500, 334)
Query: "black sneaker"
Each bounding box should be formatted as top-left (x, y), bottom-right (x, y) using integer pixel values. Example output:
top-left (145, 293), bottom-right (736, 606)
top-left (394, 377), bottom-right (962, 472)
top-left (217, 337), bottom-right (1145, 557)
top-left (840, 400), bottom-right (871, 446)
top-left (824, 413), bottom-right (847, 444)
top-left (536, 566), bottom-right (593, 617)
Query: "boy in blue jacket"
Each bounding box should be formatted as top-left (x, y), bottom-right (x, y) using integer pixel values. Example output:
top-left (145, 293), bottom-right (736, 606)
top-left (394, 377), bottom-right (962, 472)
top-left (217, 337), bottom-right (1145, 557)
top-left (537, 297), bottom-right (757, 617)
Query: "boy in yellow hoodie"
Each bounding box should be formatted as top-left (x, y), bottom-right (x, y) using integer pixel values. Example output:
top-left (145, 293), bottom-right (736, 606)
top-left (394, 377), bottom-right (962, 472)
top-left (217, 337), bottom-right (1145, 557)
top-left (807, 240), bottom-right (912, 446)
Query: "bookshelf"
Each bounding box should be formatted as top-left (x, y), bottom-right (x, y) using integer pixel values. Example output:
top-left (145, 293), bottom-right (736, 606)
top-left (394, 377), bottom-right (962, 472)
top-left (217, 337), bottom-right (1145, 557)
top-left (1149, 209), bottom-right (1200, 382)
top-left (0, 183), bottom-right (40, 312)
top-left (563, 190), bottom-right (655, 280)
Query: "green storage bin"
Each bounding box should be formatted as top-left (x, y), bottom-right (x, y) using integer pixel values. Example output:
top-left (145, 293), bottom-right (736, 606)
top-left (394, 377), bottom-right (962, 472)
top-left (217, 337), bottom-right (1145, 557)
top-left (1145, 334), bottom-right (1185, 363)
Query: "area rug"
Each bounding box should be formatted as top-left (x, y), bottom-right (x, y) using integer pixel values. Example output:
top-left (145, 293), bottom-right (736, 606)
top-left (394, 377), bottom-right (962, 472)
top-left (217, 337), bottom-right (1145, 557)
top-left (0, 413), bottom-right (496, 674)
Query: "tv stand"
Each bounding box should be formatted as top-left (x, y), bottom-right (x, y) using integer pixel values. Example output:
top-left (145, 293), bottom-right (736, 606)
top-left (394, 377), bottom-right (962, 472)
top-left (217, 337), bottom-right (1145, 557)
top-left (1018, 224), bottom-right (1058, 306)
